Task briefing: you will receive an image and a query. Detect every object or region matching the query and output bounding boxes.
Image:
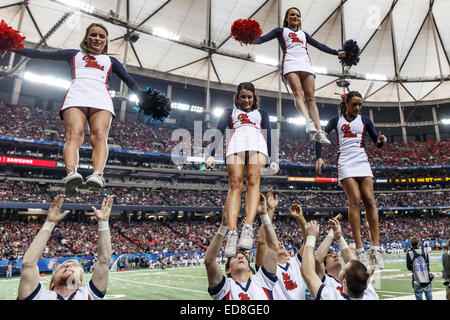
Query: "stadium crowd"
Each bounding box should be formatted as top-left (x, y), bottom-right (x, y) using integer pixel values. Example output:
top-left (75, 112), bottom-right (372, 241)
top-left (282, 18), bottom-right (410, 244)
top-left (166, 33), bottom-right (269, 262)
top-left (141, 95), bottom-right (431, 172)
top-left (1, 211), bottom-right (447, 261)
top-left (1, 102), bottom-right (448, 166)
top-left (0, 180), bottom-right (448, 209)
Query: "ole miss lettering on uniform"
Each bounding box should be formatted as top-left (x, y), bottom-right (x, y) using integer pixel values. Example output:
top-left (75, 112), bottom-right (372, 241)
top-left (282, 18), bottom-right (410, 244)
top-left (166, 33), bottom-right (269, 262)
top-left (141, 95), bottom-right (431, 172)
top-left (315, 114), bottom-right (384, 181)
top-left (14, 48), bottom-right (140, 119)
top-left (209, 108), bottom-right (272, 160)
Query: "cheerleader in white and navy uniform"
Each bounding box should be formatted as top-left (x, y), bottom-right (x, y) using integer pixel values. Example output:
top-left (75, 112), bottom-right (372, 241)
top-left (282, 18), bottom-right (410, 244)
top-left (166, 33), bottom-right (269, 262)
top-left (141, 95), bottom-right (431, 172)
top-left (14, 23), bottom-right (141, 196)
top-left (315, 91), bottom-right (387, 270)
top-left (254, 7), bottom-right (346, 145)
top-left (205, 82), bottom-right (278, 257)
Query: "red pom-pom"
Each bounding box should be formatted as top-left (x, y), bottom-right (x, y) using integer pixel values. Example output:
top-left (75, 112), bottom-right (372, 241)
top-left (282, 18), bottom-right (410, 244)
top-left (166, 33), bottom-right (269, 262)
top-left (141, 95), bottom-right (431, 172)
top-left (230, 19), bottom-right (262, 46)
top-left (0, 20), bottom-right (26, 55)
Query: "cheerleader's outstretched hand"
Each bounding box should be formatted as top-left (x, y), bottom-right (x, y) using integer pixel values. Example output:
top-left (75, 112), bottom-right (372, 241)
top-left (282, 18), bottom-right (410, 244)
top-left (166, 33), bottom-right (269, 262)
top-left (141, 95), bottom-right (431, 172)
top-left (377, 131), bottom-right (387, 144)
top-left (316, 157), bottom-right (325, 175)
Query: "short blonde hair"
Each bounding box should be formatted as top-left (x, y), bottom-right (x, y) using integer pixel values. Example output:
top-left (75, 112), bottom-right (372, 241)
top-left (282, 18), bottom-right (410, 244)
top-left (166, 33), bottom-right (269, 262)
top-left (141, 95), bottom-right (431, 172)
top-left (49, 260), bottom-right (84, 291)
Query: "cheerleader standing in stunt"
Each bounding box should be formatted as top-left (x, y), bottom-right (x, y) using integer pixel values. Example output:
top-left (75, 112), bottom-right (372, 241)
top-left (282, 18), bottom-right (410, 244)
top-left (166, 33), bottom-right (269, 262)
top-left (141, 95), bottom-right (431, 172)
top-left (205, 82), bottom-right (278, 257)
top-left (315, 91), bottom-right (387, 270)
top-left (254, 7), bottom-right (346, 145)
top-left (14, 23), bottom-right (141, 196)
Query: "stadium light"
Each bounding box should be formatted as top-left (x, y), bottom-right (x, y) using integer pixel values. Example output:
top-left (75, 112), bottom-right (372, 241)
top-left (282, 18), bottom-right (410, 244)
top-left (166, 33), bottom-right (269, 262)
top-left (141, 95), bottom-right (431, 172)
top-left (213, 107), bottom-right (224, 117)
top-left (23, 72), bottom-right (71, 89)
top-left (190, 105), bottom-right (204, 113)
top-left (254, 55), bottom-right (278, 67)
top-left (129, 94), bottom-right (139, 102)
top-left (312, 66), bottom-right (327, 74)
top-left (55, 0), bottom-right (94, 13)
top-left (172, 102), bottom-right (190, 111)
top-left (441, 119), bottom-right (450, 125)
top-left (152, 27), bottom-right (180, 41)
top-left (365, 73), bottom-right (388, 81)
top-left (287, 117), bottom-right (328, 126)
top-left (287, 117), bottom-right (306, 125)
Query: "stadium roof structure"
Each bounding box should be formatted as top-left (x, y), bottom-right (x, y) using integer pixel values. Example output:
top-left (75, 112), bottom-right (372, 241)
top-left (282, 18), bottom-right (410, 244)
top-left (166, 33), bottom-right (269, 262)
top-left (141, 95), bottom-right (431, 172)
top-left (1, 0), bottom-right (450, 107)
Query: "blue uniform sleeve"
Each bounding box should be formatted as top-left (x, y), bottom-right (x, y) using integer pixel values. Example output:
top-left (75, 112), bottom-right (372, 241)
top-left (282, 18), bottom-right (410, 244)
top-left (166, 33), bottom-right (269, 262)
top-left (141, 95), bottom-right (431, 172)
top-left (362, 117), bottom-right (383, 148)
top-left (110, 57), bottom-right (141, 94)
top-left (304, 32), bottom-right (338, 55)
top-left (210, 108), bottom-right (233, 157)
top-left (254, 28), bottom-right (283, 44)
top-left (259, 109), bottom-right (271, 158)
top-left (14, 48), bottom-right (78, 61)
top-left (315, 116), bottom-right (338, 159)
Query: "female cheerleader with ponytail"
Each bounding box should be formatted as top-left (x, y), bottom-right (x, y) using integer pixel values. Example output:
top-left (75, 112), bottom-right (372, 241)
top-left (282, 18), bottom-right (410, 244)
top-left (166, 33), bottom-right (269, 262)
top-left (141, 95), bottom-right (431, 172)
top-left (315, 91), bottom-right (387, 270)
top-left (253, 7), bottom-right (346, 145)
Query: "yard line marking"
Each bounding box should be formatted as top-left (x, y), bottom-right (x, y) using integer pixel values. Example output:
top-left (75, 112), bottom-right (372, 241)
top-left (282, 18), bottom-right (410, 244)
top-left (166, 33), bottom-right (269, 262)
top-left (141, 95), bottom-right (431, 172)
top-left (377, 290), bottom-right (412, 295)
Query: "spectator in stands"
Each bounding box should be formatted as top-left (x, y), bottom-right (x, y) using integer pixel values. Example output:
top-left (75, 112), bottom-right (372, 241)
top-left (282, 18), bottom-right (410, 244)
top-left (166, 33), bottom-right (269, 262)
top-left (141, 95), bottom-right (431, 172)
top-left (17, 194), bottom-right (113, 300)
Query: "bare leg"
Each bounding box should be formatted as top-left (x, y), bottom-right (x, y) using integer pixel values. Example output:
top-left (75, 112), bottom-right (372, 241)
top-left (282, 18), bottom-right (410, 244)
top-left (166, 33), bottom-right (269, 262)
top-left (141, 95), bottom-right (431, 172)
top-left (300, 72), bottom-right (321, 131)
top-left (341, 177), bottom-right (363, 249)
top-left (87, 109), bottom-right (113, 173)
top-left (244, 151), bottom-right (266, 226)
top-left (360, 177), bottom-right (380, 247)
top-left (284, 72), bottom-right (310, 120)
top-left (225, 153), bottom-right (245, 231)
top-left (62, 107), bottom-right (88, 174)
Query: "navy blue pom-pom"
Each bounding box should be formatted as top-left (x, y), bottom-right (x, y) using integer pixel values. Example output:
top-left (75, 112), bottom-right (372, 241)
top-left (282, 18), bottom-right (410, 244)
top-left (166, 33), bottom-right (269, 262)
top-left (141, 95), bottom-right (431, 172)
top-left (135, 87), bottom-right (172, 122)
top-left (339, 39), bottom-right (360, 68)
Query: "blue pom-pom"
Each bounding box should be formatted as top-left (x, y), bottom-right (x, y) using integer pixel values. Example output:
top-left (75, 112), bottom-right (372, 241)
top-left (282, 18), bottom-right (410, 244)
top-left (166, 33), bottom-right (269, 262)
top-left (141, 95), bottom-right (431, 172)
top-left (135, 86), bottom-right (172, 123)
top-left (339, 39), bottom-right (361, 68)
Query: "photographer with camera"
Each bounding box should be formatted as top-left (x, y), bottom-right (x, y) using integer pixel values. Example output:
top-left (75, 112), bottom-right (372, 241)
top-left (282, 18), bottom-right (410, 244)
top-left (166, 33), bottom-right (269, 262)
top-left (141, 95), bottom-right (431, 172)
top-left (406, 236), bottom-right (433, 300)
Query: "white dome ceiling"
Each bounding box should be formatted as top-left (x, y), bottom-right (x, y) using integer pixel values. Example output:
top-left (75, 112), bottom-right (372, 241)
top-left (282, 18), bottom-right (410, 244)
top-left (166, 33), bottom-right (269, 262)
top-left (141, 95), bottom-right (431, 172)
top-left (1, 0), bottom-right (449, 105)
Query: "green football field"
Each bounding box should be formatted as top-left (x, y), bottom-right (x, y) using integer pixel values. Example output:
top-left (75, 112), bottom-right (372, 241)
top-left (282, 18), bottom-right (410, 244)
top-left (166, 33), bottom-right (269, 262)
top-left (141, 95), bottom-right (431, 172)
top-left (0, 252), bottom-right (446, 300)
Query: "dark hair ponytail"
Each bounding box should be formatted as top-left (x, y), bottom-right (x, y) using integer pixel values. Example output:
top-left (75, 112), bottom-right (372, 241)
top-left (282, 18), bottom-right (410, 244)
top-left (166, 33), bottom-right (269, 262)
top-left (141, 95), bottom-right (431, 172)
top-left (339, 91), bottom-right (362, 116)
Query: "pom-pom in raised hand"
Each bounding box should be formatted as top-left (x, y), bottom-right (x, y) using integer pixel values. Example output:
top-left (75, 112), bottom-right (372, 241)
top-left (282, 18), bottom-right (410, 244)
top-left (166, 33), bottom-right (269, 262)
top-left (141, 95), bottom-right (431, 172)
top-left (338, 39), bottom-right (361, 68)
top-left (230, 19), bottom-right (262, 46)
top-left (0, 20), bottom-right (25, 55)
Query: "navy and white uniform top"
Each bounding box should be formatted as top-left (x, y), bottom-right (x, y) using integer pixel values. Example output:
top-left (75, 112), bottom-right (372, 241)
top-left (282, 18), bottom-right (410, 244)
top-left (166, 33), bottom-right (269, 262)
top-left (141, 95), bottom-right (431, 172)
top-left (208, 266), bottom-right (277, 300)
top-left (317, 274), bottom-right (379, 300)
top-left (23, 280), bottom-right (105, 300)
top-left (15, 48), bottom-right (140, 119)
top-left (315, 114), bottom-right (384, 181)
top-left (254, 27), bottom-right (338, 76)
top-left (210, 107), bottom-right (272, 159)
top-left (257, 253), bottom-right (306, 300)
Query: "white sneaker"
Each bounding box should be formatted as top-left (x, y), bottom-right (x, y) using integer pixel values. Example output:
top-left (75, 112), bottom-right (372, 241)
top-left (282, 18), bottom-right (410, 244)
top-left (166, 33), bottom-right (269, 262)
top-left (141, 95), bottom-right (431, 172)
top-left (355, 248), bottom-right (370, 270)
top-left (86, 172), bottom-right (105, 192)
top-left (312, 131), bottom-right (331, 145)
top-left (370, 247), bottom-right (384, 270)
top-left (238, 223), bottom-right (254, 250)
top-left (306, 119), bottom-right (318, 134)
top-left (63, 171), bottom-right (83, 197)
top-left (225, 230), bottom-right (239, 257)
